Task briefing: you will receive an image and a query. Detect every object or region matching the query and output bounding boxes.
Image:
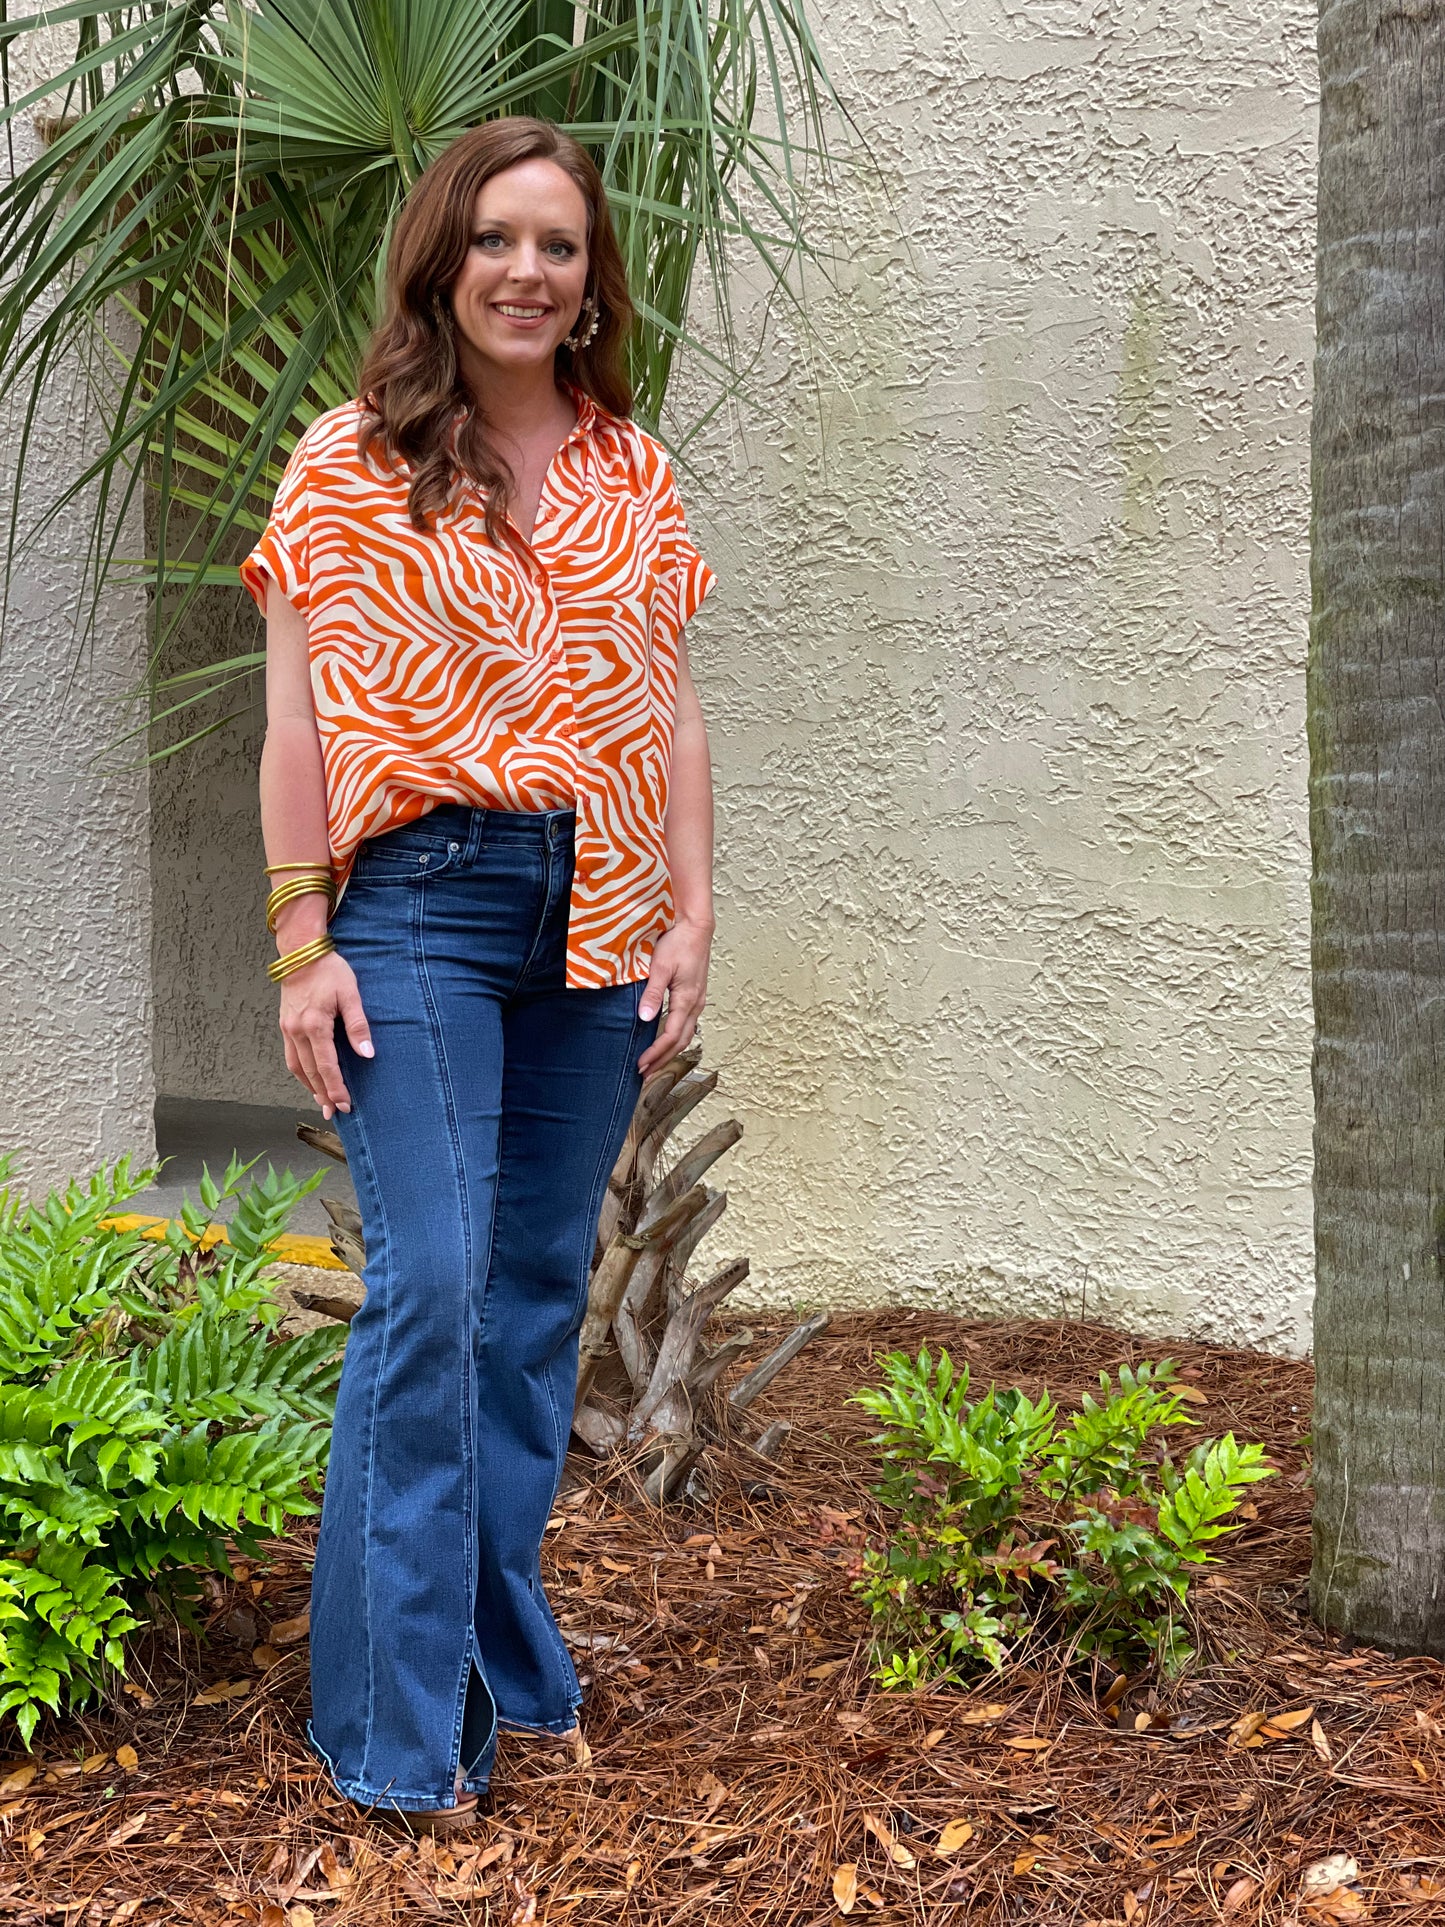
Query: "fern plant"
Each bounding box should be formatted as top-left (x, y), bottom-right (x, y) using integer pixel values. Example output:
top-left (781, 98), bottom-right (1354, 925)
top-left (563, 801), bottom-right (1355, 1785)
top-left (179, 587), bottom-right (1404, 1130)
top-left (0, 1150), bottom-right (343, 1744)
top-left (851, 1348), bottom-right (1275, 1684)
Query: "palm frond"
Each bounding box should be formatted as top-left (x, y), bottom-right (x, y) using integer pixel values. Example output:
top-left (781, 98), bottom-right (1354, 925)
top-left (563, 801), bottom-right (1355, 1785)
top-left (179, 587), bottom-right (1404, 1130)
top-left (0, 0), bottom-right (835, 756)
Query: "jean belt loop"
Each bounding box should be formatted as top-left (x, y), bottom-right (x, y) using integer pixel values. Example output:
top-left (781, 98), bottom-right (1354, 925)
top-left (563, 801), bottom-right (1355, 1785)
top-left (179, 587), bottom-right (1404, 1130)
top-left (464, 807), bottom-right (485, 865)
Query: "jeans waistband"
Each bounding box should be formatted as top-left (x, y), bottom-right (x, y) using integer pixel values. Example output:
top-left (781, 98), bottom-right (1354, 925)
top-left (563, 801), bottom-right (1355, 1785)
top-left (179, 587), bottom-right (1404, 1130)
top-left (411, 803), bottom-right (576, 853)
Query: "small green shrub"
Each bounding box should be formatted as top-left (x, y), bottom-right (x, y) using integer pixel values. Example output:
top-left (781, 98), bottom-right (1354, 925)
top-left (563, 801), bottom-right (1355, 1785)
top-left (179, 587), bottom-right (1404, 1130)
top-left (850, 1348), bottom-right (1274, 1684)
top-left (0, 1150), bottom-right (343, 1744)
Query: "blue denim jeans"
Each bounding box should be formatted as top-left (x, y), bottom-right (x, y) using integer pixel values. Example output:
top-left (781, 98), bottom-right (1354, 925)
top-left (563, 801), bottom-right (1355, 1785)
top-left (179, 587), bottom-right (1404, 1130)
top-left (304, 804), bottom-right (657, 1814)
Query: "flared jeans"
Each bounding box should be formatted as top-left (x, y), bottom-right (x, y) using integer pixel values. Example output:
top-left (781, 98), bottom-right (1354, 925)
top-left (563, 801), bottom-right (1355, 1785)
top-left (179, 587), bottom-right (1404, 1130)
top-left (304, 804), bottom-right (657, 1813)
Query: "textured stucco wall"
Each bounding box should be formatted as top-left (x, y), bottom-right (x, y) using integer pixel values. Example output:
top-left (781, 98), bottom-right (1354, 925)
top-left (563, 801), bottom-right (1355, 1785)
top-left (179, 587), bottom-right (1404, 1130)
top-left (152, 0), bottom-right (1318, 1350)
top-left (670, 0), bottom-right (1318, 1352)
top-left (149, 591), bottom-right (278, 1109)
top-left (0, 113), bottom-right (155, 1196)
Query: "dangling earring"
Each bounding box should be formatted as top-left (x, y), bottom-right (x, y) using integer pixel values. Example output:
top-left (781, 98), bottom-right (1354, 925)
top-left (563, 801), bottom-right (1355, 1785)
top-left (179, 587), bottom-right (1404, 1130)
top-left (563, 294), bottom-right (601, 352)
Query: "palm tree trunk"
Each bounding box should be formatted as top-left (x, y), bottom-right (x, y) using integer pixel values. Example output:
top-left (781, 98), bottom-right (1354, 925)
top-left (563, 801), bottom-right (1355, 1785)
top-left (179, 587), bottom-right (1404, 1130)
top-left (1309, 0), bottom-right (1445, 1650)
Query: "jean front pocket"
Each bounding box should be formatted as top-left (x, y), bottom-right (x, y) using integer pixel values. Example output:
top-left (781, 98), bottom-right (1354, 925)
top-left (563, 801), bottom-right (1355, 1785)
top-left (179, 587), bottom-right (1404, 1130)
top-left (348, 823), bottom-right (463, 888)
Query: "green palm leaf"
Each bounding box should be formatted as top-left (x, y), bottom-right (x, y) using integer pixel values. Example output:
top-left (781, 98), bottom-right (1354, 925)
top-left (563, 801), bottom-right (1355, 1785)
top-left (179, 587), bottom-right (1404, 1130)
top-left (0, 0), bottom-right (833, 760)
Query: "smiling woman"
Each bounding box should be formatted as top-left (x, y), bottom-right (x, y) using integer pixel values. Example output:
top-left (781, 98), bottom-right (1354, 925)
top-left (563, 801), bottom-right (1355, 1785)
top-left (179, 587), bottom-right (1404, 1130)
top-left (239, 116), bottom-right (718, 1837)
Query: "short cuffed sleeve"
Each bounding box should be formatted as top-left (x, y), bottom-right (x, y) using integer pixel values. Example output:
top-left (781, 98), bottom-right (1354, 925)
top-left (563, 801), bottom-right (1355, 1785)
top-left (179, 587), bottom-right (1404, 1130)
top-left (652, 454), bottom-right (716, 640)
top-left (239, 426), bottom-right (314, 617)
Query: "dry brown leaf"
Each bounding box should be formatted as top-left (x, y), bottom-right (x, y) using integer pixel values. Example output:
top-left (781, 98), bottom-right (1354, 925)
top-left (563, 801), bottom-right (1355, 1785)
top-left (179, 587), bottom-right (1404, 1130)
top-left (1013, 1851), bottom-right (1038, 1876)
top-left (1411, 1757), bottom-right (1431, 1781)
top-left (863, 1810), bottom-right (916, 1868)
top-left (1311, 1719), bottom-right (1332, 1763)
top-left (1307, 1893), bottom-right (1369, 1922)
top-left (959, 1701), bottom-right (1010, 1725)
top-left (937, 1819), bottom-right (974, 1854)
top-left (1229, 1710), bottom-right (1268, 1746)
top-left (921, 1728), bottom-right (946, 1750)
top-left (832, 1863), bottom-right (858, 1914)
top-left (1223, 1875), bottom-right (1258, 1912)
top-left (599, 1557), bottom-right (631, 1573)
top-left (1301, 1855), bottom-right (1360, 1899)
top-left (1176, 1385), bottom-right (1210, 1404)
top-left (0, 1764), bottom-right (37, 1794)
top-left (104, 1812), bottom-right (148, 1847)
top-left (625, 1860), bottom-right (642, 1890)
top-left (806, 1660), bottom-right (849, 1680)
top-left (0, 1800), bottom-right (27, 1820)
top-left (253, 1644), bottom-right (282, 1671)
top-left (1260, 1704), bottom-right (1316, 1736)
top-left (1002, 1736), bottom-right (1052, 1752)
top-left (108, 1903), bottom-right (142, 1924)
top-left (81, 1751), bottom-right (109, 1772)
top-left (114, 1745), bottom-right (138, 1771)
top-left (289, 1909), bottom-right (317, 1927)
top-left (269, 1612), bottom-right (310, 1645)
top-left (1101, 1673), bottom-right (1132, 1711)
top-left (194, 1679), bottom-right (251, 1704)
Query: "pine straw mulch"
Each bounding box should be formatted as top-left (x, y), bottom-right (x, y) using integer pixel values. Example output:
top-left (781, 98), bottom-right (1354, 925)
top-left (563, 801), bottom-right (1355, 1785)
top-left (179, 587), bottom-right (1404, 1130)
top-left (3, 1309), bottom-right (1445, 1926)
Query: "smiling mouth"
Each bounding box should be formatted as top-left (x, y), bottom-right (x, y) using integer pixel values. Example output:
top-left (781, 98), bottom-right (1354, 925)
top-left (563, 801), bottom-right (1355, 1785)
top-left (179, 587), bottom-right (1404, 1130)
top-left (494, 303), bottom-right (551, 319)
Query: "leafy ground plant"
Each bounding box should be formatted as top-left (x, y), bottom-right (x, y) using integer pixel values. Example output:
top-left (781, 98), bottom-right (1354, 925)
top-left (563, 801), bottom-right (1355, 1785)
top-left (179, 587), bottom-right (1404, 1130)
top-left (0, 1151), bottom-right (343, 1744)
top-left (850, 1347), bottom-right (1275, 1685)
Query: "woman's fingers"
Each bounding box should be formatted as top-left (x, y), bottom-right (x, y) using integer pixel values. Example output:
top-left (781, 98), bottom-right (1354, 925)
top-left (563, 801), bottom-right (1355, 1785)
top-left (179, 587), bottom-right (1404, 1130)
top-left (336, 979), bottom-right (375, 1059)
top-left (278, 955), bottom-right (366, 1118)
top-left (638, 955), bottom-right (674, 1025)
top-left (638, 984), bottom-right (704, 1075)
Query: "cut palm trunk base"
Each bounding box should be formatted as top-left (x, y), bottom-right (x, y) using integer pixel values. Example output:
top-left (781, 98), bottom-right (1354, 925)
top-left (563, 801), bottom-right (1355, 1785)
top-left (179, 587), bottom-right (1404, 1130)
top-left (292, 1044), bottom-right (828, 1502)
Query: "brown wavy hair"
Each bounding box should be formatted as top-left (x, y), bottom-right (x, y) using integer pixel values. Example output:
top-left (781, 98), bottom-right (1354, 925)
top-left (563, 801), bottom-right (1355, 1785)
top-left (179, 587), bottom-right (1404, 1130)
top-left (356, 117), bottom-right (635, 543)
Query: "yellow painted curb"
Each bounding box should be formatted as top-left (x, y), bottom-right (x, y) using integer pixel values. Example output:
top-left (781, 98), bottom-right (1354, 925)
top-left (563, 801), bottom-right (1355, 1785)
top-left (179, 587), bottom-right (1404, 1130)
top-left (99, 1213), bottom-right (348, 1271)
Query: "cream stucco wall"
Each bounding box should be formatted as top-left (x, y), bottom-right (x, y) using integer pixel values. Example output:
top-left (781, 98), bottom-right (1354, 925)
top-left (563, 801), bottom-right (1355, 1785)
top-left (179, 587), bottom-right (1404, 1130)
top-left (0, 111), bottom-right (155, 1196)
top-left (671, 0), bottom-right (1318, 1352)
top-left (151, 0), bottom-right (1318, 1351)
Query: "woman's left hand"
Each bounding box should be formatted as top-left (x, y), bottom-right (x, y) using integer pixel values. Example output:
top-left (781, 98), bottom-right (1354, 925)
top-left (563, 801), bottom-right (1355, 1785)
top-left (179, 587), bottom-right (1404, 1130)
top-left (637, 916), bottom-right (713, 1075)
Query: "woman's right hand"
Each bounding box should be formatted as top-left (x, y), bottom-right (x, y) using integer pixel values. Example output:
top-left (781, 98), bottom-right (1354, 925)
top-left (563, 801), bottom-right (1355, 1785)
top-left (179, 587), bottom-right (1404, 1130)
top-left (279, 950), bottom-right (374, 1121)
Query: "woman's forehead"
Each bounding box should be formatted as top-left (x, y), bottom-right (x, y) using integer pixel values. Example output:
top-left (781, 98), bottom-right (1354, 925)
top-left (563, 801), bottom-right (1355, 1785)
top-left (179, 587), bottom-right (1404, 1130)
top-left (471, 160), bottom-right (587, 233)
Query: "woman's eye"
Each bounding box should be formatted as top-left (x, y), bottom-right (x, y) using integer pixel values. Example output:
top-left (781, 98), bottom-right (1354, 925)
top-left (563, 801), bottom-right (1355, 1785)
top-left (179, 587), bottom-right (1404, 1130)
top-left (547, 242), bottom-right (577, 258)
top-left (473, 233), bottom-right (504, 250)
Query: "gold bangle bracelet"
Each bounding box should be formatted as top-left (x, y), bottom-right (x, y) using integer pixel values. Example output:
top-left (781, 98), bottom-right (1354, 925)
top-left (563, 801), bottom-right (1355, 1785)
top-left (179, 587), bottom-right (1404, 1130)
top-left (267, 934), bottom-right (337, 983)
top-left (266, 875), bottom-right (337, 932)
top-left (265, 859), bottom-right (334, 875)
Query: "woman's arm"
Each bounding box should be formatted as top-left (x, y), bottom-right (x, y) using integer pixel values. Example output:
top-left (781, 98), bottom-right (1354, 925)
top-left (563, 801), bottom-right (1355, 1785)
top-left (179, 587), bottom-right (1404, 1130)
top-left (638, 631), bottom-right (714, 1075)
top-left (261, 580), bottom-right (373, 1116)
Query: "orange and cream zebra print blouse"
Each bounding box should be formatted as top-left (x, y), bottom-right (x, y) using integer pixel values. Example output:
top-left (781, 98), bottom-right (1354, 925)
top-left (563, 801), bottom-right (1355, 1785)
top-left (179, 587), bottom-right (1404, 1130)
top-left (239, 385), bottom-right (716, 989)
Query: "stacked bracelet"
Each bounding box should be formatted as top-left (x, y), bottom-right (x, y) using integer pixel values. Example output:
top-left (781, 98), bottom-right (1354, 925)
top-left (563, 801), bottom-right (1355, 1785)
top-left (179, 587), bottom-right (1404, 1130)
top-left (266, 872), bottom-right (337, 932)
top-left (267, 934), bottom-right (337, 982)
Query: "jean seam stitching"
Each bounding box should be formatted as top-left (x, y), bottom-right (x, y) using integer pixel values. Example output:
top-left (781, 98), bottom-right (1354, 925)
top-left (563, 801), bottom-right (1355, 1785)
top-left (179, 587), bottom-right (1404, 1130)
top-left (534, 981), bottom-right (646, 1705)
top-left (412, 866), bottom-right (494, 1802)
top-left (342, 1091), bottom-right (392, 1789)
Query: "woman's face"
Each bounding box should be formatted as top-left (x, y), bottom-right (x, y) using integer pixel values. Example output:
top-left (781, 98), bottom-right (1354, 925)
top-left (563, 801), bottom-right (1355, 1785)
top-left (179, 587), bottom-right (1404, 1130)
top-left (448, 158), bottom-right (591, 386)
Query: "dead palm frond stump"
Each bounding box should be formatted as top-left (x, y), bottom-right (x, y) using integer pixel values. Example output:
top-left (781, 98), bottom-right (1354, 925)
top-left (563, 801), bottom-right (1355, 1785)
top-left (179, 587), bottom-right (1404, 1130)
top-left (293, 1043), bottom-right (827, 1502)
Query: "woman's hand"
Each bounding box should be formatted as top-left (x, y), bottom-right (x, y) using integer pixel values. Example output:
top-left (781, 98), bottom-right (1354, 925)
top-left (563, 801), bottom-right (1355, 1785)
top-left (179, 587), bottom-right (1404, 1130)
top-left (279, 951), bottom-right (374, 1121)
top-left (637, 915), bottom-right (713, 1076)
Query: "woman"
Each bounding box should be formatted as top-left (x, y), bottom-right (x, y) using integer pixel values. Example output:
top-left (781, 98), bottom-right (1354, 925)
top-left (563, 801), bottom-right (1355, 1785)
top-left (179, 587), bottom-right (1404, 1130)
top-left (240, 117), bottom-right (716, 1832)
